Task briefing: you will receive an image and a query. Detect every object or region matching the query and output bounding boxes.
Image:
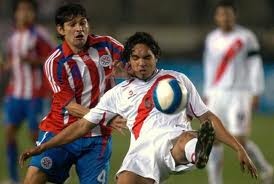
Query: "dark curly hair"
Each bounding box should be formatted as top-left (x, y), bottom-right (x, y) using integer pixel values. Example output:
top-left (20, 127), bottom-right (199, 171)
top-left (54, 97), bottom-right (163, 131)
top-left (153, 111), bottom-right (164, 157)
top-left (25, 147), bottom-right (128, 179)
top-left (55, 3), bottom-right (88, 40)
top-left (122, 32), bottom-right (161, 63)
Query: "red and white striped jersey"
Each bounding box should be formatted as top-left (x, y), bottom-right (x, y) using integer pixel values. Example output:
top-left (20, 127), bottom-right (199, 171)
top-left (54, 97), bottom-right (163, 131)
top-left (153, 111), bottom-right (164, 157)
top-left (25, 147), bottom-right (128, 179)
top-left (203, 25), bottom-right (264, 96)
top-left (5, 25), bottom-right (54, 99)
top-left (84, 69), bottom-right (208, 143)
top-left (40, 34), bottom-right (124, 136)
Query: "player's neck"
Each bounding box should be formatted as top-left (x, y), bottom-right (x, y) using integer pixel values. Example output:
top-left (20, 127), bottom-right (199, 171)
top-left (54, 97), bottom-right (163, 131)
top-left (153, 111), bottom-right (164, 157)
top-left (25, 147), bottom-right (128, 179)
top-left (220, 25), bottom-right (235, 33)
top-left (16, 22), bottom-right (32, 31)
top-left (69, 43), bottom-right (88, 54)
top-left (137, 69), bottom-right (159, 82)
top-left (221, 29), bottom-right (233, 33)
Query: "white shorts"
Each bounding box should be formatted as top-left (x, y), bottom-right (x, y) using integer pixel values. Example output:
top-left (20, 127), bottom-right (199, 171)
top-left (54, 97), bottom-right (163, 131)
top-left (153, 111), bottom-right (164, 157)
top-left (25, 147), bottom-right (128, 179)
top-left (116, 128), bottom-right (195, 184)
top-left (207, 90), bottom-right (252, 136)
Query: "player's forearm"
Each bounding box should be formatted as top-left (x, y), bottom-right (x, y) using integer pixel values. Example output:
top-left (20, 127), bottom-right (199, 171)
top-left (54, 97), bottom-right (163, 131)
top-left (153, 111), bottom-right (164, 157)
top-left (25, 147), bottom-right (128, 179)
top-left (200, 111), bottom-right (243, 152)
top-left (65, 101), bottom-right (90, 118)
top-left (210, 115), bottom-right (243, 152)
top-left (40, 118), bottom-right (96, 151)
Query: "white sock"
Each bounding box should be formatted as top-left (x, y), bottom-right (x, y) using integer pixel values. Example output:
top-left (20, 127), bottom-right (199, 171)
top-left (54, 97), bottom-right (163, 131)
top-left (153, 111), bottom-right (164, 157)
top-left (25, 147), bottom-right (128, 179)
top-left (245, 140), bottom-right (272, 173)
top-left (207, 145), bottom-right (224, 184)
top-left (184, 138), bottom-right (198, 163)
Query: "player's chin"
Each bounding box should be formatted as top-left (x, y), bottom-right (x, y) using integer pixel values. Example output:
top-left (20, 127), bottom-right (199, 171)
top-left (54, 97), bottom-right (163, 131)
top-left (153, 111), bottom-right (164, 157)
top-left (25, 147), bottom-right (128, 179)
top-left (138, 70), bottom-right (149, 75)
top-left (138, 73), bottom-right (150, 80)
top-left (74, 38), bottom-right (86, 47)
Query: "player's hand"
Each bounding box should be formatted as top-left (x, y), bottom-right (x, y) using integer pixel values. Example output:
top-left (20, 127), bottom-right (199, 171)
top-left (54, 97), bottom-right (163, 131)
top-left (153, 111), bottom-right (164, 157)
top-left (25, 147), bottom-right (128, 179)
top-left (237, 148), bottom-right (258, 179)
top-left (109, 115), bottom-right (127, 135)
top-left (112, 60), bottom-right (129, 78)
top-left (112, 60), bottom-right (135, 79)
top-left (19, 145), bottom-right (44, 167)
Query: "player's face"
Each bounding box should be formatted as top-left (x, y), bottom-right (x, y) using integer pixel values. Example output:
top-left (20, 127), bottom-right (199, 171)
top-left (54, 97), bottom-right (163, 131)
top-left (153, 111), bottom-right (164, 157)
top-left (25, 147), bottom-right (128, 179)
top-left (214, 6), bottom-right (236, 32)
top-left (14, 2), bottom-right (35, 27)
top-left (129, 43), bottom-right (157, 80)
top-left (57, 16), bottom-right (89, 52)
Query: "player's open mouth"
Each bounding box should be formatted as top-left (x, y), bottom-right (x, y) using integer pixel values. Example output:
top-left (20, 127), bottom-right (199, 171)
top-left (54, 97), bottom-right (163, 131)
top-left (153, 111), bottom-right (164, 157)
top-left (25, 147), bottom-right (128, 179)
top-left (75, 34), bottom-right (84, 40)
top-left (139, 69), bottom-right (147, 73)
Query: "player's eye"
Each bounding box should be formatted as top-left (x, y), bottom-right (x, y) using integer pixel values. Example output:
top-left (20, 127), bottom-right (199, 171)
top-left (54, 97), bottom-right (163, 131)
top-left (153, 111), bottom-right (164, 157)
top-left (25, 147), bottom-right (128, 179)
top-left (144, 55), bottom-right (152, 60)
top-left (130, 55), bottom-right (139, 60)
top-left (68, 22), bottom-right (76, 27)
top-left (80, 20), bottom-right (87, 26)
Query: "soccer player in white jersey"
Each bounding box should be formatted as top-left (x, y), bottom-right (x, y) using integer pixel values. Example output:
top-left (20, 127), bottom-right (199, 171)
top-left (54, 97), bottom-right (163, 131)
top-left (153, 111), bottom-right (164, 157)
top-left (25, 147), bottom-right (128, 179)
top-left (203, 1), bottom-right (273, 184)
top-left (20, 32), bottom-right (257, 184)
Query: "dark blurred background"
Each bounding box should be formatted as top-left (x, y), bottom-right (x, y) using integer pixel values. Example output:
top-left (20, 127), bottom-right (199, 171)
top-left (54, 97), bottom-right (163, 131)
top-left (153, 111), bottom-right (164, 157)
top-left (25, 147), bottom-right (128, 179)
top-left (0, 0), bottom-right (274, 59)
top-left (0, 0), bottom-right (273, 113)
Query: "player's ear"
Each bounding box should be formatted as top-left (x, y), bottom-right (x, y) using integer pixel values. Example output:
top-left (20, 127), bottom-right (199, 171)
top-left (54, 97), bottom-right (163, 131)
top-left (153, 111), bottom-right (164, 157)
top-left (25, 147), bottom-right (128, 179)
top-left (56, 25), bottom-right (65, 36)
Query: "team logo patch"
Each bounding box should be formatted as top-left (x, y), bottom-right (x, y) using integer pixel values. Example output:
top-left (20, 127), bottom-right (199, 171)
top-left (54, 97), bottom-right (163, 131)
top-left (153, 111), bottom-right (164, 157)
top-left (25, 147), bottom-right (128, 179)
top-left (128, 90), bottom-right (136, 99)
top-left (144, 97), bottom-right (153, 109)
top-left (82, 55), bottom-right (90, 62)
top-left (99, 55), bottom-right (112, 67)
top-left (41, 156), bottom-right (53, 169)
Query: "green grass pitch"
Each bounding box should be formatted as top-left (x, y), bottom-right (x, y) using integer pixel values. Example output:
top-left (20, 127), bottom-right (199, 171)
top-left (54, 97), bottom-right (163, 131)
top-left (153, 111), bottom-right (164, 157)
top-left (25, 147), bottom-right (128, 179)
top-left (0, 114), bottom-right (273, 184)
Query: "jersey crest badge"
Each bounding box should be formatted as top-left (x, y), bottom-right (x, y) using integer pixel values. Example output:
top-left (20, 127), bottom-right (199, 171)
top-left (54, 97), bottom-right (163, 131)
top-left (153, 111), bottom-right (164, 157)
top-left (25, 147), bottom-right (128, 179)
top-left (128, 90), bottom-right (136, 99)
top-left (82, 55), bottom-right (90, 62)
top-left (99, 55), bottom-right (112, 67)
top-left (144, 97), bottom-right (153, 110)
top-left (41, 156), bottom-right (53, 169)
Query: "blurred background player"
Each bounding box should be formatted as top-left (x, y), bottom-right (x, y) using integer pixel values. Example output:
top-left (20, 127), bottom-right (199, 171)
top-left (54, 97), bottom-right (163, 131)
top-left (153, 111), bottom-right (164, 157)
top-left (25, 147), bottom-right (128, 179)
top-left (1, 0), bottom-right (54, 183)
top-left (203, 1), bottom-right (273, 184)
top-left (22, 3), bottom-right (125, 184)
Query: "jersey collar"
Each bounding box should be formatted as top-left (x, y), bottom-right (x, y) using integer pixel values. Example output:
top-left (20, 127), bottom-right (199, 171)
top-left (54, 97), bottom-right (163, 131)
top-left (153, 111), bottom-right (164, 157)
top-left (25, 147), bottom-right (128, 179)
top-left (61, 35), bottom-right (92, 57)
top-left (135, 69), bottom-right (160, 82)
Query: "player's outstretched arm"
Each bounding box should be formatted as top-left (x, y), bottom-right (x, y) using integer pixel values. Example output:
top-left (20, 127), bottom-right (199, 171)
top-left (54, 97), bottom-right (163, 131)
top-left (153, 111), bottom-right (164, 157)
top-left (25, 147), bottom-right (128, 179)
top-left (19, 118), bottom-right (96, 167)
top-left (198, 111), bottom-right (258, 179)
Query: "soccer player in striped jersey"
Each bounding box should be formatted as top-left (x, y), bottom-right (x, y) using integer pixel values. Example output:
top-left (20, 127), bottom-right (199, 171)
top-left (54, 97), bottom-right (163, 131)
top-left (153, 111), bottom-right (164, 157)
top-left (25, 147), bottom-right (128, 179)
top-left (20, 32), bottom-right (257, 184)
top-left (21, 3), bottom-right (125, 184)
top-left (2, 0), bottom-right (54, 183)
top-left (203, 1), bottom-right (273, 184)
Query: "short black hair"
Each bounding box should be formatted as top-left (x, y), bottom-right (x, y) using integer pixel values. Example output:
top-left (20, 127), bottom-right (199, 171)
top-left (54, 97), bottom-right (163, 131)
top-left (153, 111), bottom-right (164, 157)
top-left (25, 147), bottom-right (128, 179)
top-left (13, 0), bottom-right (37, 14)
top-left (214, 0), bottom-right (236, 13)
top-left (122, 32), bottom-right (161, 63)
top-left (54, 3), bottom-right (88, 40)
top-left (55, 3), bottom-right (87, 26)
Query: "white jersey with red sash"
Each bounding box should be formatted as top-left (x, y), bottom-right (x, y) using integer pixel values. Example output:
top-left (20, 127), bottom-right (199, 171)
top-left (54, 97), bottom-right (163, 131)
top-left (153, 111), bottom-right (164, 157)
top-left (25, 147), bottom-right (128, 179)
top-left (203, 25), bottom-right (264, 97)
top-left (203, 25), bottom-right (265, 135)
top-left (83, 69), bottom-right (208, 183)
top-left (84, 69), bottom-right (208, 141)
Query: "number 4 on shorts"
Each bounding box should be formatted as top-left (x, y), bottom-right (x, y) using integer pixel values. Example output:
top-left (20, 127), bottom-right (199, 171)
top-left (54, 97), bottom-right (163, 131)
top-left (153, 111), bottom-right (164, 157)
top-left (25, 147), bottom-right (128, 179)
top-left (97, 169), bottom-right (106, 184)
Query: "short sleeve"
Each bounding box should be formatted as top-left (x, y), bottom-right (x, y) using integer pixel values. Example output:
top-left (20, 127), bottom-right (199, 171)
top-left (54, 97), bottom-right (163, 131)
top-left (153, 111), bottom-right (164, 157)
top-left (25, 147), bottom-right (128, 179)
top-left (246, 31), bottom-right (260, 51)
top-left (178, 74), bottom-right (208, 118)
top-left (43, 55), bottom-right (74, 108)
top-left (84, 86), bottom-right (119, 125)
top-left (245, 30), bottom-right (265, 95)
